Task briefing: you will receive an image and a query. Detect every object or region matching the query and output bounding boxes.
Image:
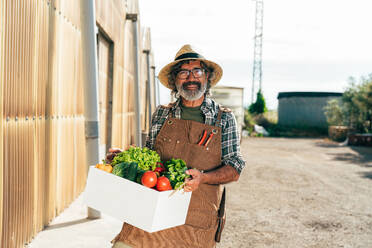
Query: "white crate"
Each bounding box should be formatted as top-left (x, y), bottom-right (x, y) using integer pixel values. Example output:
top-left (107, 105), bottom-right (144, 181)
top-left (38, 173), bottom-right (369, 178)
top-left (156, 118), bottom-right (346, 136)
top-left (84, 166), bottom-right (192, 233)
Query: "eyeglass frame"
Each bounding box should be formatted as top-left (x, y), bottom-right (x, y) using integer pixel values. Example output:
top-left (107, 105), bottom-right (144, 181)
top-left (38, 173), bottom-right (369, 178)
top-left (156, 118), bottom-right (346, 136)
top-left (176, 68), bottom-right (205, 79)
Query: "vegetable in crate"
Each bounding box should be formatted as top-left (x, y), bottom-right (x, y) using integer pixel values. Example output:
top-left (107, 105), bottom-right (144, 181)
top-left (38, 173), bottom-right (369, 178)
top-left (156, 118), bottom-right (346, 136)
top-left (154, 167), bottom-right (165, 176)
top-left (112, 147), bottom-right (161, 171)
top-left (126, 162), bottom-right (138, 181)
top-left (164, 158), bottom-right (190, 190)
top-left (156, 176), bottom-right (172, 191)
top-left (112, 162), bottom-right (138, 182)
top-left (95, 163), bottom-right (113, 173)
top-left (136, 169), bottom-right (146, 184)
top-left (141, 171), bottom-right (158, 188)
top-left (103, 164), bottom-right (113, 173)
top-left (112, 162), bottom-right (128, 178)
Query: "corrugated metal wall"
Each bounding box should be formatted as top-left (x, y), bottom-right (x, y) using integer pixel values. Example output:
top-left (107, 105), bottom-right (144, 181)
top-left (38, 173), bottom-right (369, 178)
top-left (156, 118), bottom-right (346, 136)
top-left (0, 0), bottom-right (157, 247)
top-left (278, 96), bottom-right (342, 127)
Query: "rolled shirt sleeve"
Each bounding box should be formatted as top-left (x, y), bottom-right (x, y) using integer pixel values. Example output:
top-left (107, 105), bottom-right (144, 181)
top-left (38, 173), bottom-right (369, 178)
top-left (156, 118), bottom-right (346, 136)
top-left (145, 105), bottom-right (168, 150)
top-left (220, 111), bottom-right (245, 174)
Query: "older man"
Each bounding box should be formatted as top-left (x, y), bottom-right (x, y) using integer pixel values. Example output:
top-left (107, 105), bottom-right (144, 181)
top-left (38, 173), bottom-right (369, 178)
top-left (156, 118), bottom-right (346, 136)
top-left (112, 45), bottom-right (245, 248)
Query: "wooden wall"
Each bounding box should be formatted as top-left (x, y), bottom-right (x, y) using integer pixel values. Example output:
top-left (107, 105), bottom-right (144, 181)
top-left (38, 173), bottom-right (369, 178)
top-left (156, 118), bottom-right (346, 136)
top-left (0, 0), bottom-right (155, 247)
top-left (0, 1), bottom-right (89, 247)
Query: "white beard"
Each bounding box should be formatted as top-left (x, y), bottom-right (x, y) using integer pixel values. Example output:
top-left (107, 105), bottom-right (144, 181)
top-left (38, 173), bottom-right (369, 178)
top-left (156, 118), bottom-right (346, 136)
top-left (176, 82), bottom-right (207, 101)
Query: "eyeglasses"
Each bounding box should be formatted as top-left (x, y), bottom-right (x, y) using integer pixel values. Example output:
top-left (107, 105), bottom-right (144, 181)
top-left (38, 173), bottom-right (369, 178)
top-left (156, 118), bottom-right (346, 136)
top-left (176, 68), bottom-right (205, 79)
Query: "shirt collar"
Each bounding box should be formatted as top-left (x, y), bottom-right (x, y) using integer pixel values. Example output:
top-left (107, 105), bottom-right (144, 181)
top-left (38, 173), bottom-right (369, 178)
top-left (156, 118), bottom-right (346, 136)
top-left (172, 97), bottom-right (214, 111)
top-left (171, 97), bottom-right (217, 124)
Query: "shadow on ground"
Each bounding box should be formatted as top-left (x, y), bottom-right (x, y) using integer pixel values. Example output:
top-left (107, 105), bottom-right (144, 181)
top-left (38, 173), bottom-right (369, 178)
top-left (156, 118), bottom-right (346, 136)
top-left (45, 218), bottom-right (96, 230)
top-left (315, 140), bottom-right (372, 180)
top-left (358, 171), bottom-right (372, 180)
top-left (314, 140), bottom-right (343, 148)
top-left (315, 141), bottom-right (372, 167)
top-left (328, 150), bottom-right (372, 168)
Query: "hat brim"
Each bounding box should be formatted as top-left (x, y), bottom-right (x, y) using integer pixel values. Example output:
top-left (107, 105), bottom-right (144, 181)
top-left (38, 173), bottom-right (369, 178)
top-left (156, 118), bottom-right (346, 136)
top-left (158, 58), bottom-right (223, 90)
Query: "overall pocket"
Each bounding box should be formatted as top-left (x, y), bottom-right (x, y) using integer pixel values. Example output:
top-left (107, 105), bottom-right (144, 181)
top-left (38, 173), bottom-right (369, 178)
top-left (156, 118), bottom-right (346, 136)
top-left (187, 143), bottom-right (220, 170)
top-left (154, 134), bottom-right (175, 162)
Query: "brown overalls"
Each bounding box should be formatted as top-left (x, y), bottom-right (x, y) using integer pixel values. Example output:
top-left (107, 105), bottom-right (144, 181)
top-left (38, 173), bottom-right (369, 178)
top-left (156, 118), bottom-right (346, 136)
top-left (113, 107), bottom-right (226, 248)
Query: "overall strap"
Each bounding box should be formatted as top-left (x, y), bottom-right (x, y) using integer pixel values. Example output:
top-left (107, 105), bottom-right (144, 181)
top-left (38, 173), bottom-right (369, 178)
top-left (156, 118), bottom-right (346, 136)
top-left (162, 102), bottom-right (176, 118)
top-left (215, 187), bottom-right (226, 242)
top-left (215, 108), bottom-right (223, 127)
top-left (215, 105), bottom-right (232, 127)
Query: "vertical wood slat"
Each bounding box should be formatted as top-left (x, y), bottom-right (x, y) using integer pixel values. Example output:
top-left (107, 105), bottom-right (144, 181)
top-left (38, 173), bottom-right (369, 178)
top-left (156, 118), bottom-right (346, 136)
top-left (1, 1), bottom-right (7, 245)
top-left (26, 1), bottom-right (32, 244)
top-left (44, 0), bottom-right (55, 227)
top-left (0, 0), bottom-right (4, 244)
top-left (11, 1), bottom-right (17, 246)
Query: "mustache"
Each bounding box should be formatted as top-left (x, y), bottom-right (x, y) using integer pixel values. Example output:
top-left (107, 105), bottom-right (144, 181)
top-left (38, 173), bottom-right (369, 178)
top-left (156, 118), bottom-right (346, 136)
top-left (182, 81), bottom-right (201, 90)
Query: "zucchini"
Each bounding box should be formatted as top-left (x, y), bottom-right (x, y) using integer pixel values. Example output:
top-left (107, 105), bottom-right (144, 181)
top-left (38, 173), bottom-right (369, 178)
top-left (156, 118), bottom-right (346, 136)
top-left (126, 162), bottom-right (138, 182)
top-left (136, 169), bottom-right (146, 184)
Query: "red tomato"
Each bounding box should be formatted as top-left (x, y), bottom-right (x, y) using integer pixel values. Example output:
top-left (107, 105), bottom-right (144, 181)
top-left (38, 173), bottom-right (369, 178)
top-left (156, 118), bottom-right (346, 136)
top-left (154, 167), bottom-right (165, 177)
top-left (141, 171), bottom-right (157, 188)
top-left (156, 176), bottom-right (172, 191)
top-left (156, 162), bottom-right (165, 169)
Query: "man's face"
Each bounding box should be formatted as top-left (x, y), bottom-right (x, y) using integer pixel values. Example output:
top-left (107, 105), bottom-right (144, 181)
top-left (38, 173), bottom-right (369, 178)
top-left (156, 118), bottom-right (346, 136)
top-left (175, 60), bottom-right (209, 101)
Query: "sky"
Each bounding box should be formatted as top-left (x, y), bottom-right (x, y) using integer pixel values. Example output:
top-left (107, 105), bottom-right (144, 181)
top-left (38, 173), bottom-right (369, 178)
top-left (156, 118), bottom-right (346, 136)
top-left (138, 0), bottom-right (372, 110)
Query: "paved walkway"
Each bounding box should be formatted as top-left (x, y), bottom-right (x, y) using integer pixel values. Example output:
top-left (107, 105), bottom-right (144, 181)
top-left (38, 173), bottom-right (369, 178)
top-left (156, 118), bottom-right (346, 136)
top-left (27, 193), bottom-right (122, 248)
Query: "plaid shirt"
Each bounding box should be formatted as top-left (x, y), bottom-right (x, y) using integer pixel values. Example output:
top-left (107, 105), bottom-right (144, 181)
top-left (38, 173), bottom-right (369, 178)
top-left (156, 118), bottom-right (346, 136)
top-left (145, 97), bottom-right (245, 174)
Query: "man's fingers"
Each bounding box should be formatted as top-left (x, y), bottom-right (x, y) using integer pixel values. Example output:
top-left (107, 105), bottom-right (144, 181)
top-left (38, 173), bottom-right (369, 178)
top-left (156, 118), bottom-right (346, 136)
top-left (105, 148), bottom-right (122, 163)
top-left (184, 185), bottom-right (192, 192)
top-left (108, 147), bottom-right (122, 153)
top-left (186, 169), bottom-right (200, 177)
top-left (106, 152), bottom-right (120, 163)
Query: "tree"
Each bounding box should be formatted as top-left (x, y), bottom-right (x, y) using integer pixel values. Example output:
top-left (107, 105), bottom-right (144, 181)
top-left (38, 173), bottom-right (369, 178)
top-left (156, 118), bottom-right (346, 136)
top-left (324, 74), bottom-right (372, 133)
top-left (343, 74), bottom-right (372, 133)
top-left (324, 99), bottom-right (344, 126)
top-left (249, 90), bottom-right (267, 114)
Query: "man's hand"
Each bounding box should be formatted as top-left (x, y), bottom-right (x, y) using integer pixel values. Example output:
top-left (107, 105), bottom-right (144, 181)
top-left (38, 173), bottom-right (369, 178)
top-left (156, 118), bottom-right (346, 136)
top-left (105, 147), bottom-right (122, 164)
top-left (184, 169), bottom-right (204, 192)
top-left (184, 165), bottom-right (239, 192)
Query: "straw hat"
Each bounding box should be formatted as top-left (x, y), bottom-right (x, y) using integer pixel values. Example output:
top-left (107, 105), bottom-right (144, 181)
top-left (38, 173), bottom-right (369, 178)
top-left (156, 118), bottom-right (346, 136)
top-left (158, 44), bottom-right (223, 89)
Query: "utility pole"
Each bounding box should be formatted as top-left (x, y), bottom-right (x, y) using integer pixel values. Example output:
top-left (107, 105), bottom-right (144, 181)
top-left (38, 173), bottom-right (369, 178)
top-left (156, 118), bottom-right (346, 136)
top-left (251, 0), bottom-right (264, 103)
top-left (80, 0), bottom-right (101, 219)
top-left (126, 13), bottom-right (142, 147)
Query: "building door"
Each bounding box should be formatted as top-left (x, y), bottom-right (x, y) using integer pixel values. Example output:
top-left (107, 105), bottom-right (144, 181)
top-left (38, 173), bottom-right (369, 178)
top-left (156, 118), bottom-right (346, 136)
top-left (97, 32), bottom-right (114, 158)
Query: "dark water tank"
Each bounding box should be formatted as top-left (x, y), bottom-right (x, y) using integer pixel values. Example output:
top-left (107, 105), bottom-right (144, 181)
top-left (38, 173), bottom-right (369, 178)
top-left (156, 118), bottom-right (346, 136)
top-left (277, 92), bottom-right (342, 128)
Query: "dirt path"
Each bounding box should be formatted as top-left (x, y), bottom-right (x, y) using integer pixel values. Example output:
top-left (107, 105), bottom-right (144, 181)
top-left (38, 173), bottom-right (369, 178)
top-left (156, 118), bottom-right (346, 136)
top-left (218, 137), bottom-right (372, 248)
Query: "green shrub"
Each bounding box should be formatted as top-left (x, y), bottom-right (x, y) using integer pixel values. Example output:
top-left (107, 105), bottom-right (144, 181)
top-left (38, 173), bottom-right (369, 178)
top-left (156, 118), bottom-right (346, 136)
top-left (324, 74), bottom-right (372, 133)
top-left (324, 99), bottom-right (345, 126)
top-left (266, 124), bottom-right (328, 137)
top-left (248, 90), bottom-right (268, 114)
top-left (243, 109), bottom-right (255, 133)
top-left (343, 75), bottom-right (372, 133)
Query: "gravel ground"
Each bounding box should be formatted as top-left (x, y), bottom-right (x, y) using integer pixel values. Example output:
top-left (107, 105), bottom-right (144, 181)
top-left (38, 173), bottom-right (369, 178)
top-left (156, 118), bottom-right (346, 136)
top-left (218, 137), bottom-right (372, 248)
top-left (28, 137), bottom-right (372, 248)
